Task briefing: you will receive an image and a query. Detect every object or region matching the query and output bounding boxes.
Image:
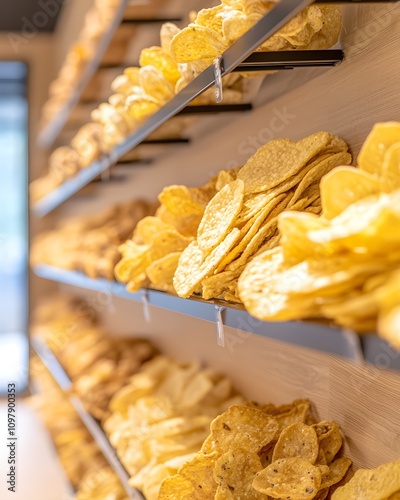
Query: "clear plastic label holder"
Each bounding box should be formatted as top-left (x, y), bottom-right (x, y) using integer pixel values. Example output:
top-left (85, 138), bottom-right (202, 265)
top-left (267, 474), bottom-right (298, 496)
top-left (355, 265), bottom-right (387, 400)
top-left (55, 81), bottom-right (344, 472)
top-left (141, 289), bottom-right (151, 323)
top-left (213, 56), bottom-right (223, 103)
top-left (215, 305), bottom-right (226, 347)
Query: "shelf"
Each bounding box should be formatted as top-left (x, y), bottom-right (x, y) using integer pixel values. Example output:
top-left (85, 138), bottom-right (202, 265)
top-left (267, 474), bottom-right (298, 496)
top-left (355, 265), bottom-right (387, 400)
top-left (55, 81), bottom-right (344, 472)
top-left (34, 0), bottom-right (343, 216)
top-left (32, 336), bottom-right (145, 500)
top-left (32, 263), bottom-right (400, 373)
top-left (37, 0), bottom-right (129, 150)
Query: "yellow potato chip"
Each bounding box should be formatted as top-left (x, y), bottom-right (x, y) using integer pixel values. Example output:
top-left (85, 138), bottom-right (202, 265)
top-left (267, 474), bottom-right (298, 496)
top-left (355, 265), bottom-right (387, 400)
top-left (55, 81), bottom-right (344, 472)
top-left (158, 474), bottom-right (197, 499)
top-left (318, 426), bottom-right (342, 464)
top-left (237, 133), bottom-right (335, 195)
top-left (289, 151), bottom-right (351, 207)
top-left (146, 252), bottom-right (182, 287)
top-left (160, 23), bottom-right (180, 54)
top-left (115, 242), bottom-right (149, 282)
top-left (320, 457), bottom-right (352, 489)
top-left (149, 230), bottom-right (192, 262)
top-left (195, 6), bottom-right (226, 35)
top-left (331, 459), bottom-right (400, 500)
top-left (139, 65), bottom-right (175, 103)
top-left (207, 406), bottom-right (278, 454)
top-left (272, 422), bottom-right (319, 464)
top-left (126, 272), bottom-right (148, 292)
top-left (197, 179), bottom-right (244, 252)
top-left (123, 66), bottom-right (140, 85)
top-left (170, 24), bottom-right (227, 63)
top-left (358, 122), bottom-right (400, 175)
top-left (305, 6), bottom-right (342, 50)
top-left (214, 449), bottom-right (264, 499)
top-left (140, 46), bottom-right (181, 85)
top-left (222, 11), bottom-right (260, 45)
top-left (173, 228), bottom-right (241, 298)
top-left (125, 94), bottom-right (160, 121)
top-left (381, 142), bottom-right (400, 192)
top-left (134, 217), bottom-right (174, 245)
top-left (159, 185), bottom-right (208, 217)
top-left (320, 166), bottom-right (381, 219)
top-left (253, 457), bottom-right (322, 499)
top-left (201, 265), bottom-right (245, 300)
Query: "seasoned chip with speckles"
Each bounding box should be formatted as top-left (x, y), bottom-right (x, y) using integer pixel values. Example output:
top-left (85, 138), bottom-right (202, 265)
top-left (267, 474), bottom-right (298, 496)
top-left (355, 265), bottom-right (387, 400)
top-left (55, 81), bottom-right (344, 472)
top-left (253, 457), bottom-right (322, 499)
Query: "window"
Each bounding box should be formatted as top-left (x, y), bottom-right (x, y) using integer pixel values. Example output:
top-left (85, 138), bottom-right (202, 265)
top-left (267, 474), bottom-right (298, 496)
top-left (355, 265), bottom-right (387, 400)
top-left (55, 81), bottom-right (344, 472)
top-left (0, 61), bottom-right (29, 394)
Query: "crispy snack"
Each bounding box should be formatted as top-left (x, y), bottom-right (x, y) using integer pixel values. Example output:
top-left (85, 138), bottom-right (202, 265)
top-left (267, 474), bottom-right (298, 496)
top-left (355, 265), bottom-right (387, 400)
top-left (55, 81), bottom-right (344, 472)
top-left (332, 459), bottom-right (400, 500)
top-left (30, 356), bottom-right (128, 500)
top-left (115, 179), bottom-right (219, 293)
top-left (31, 295), bottom-right (157, 421)
top-left (31, 199), bottom-right (152, 280)
top-left (174, 132), bottom-right (350, 301)
top-left (159, 399), bottom-right (350, 500)
top-left (170, 3), bottom-right (341, 64)
top-left (104, 357), bottom-right (243, 499)
top-left (238, 122), bottom-right (400, 349)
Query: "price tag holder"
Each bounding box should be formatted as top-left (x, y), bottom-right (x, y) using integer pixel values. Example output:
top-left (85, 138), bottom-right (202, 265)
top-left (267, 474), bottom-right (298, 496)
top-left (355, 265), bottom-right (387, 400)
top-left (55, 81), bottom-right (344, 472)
top-left (215, 305), bottom-right (226, 347)
top-left (141, 289), bottom-right (151, 323)
top-left (213, 56), bottom-right (224, 103)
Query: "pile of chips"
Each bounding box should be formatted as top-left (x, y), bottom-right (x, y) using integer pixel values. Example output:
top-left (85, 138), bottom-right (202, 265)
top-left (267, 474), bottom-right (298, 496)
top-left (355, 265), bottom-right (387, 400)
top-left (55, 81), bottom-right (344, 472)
top-left (114, 177), bottom-right (218, 292)
top-left (30, 357), bottom-right (109, 488)
top-left (31, 199), bottom-right (153, 279)
top-left (173, 132), bottom-right (350, 301)
top-left (239, 122), bottom-right (400, 349)
top-left (31, 2), bottom-right (343, 201)
top-left (40, 0), bottom-right (122, 126)
top-left (332, 458), bottom-right (400, 499)
top-left (158, 399), bottom-right (351, 499)
top-left (31, 356), bottom-right (130, 500)
top-left (171, 2), bottom-right (342, 65)
top-left (103, 356), bottom-right (243, 500)
top-left (32, 295), bottom-right (157, 420)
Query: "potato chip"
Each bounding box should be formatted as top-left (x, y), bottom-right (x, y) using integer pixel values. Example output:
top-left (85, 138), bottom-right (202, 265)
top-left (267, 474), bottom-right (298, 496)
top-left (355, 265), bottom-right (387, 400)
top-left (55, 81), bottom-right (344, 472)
top-left (289, 151), bottom-right (351, 207)
top-left (160, 23), bottom-right (181, 54)
top-left (158, 474), bottom-right (197, 499)
top-left (142, 463), bottom-right (170, 500)
top-left (197, 179), bottom-right (244, 252)
top-left (149, 230), bottom-right (192, 262)
top-left (173, 229), bottom-right (241, 297)
top-left (320, 457), bottom-right (352, 489)
top-left (253, 457), bottom-right (322, 499)
top-left (201, 266), bottom-right (245, 300)
top-left (331, 459), bottom-right (400, 500)
top-left (126, 272), bottom-right (148, 292)
top-left (134, 217), bottom-right (174, 245)
top-left (139, 65), bottom-right (175, 103)
top-left (318, 426), bottom-right (342, 464)
top-left (381, 142), bottom-right (400, 192)
top-left (305, 6), bottom-right (342, 50)
top-left (195, 6), bottom-right (226, 35)
top-left (320, 166), bottom-right (381, 219)
top-left (222, 11), bottom-right (260, 45)
top-left (358, 122), bottom-right (400, 175)
top-left (214, 449), bottom-right (265, 499)
top-left (120, 65), bottom-right (139, 84)
top-left (272, 422), bottom-right (319, 464)
top-left (125, 94), bottom-right (161, 121)
top-left (115, 242), bottom-right (149, 282)
top-left (207, 406), bottom-right (278, 454)
top-left (170, 24), bottom-right (227, 63)
top-left (159, 185), bottom-right (208, 217)
top-left (146, 252), bottom-right (182, 287)
top-left (237, 133), bottom-right (335, 195)
top-left (140, 46), bottom-right (181, 86)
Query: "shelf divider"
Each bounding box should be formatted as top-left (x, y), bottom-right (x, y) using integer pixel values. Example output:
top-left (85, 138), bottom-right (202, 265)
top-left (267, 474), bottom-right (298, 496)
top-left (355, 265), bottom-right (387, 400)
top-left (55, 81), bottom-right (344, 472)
top-left (31, 336), bottom-right (145, 500)
top-left (32, 264), bottom-right (388, 366)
